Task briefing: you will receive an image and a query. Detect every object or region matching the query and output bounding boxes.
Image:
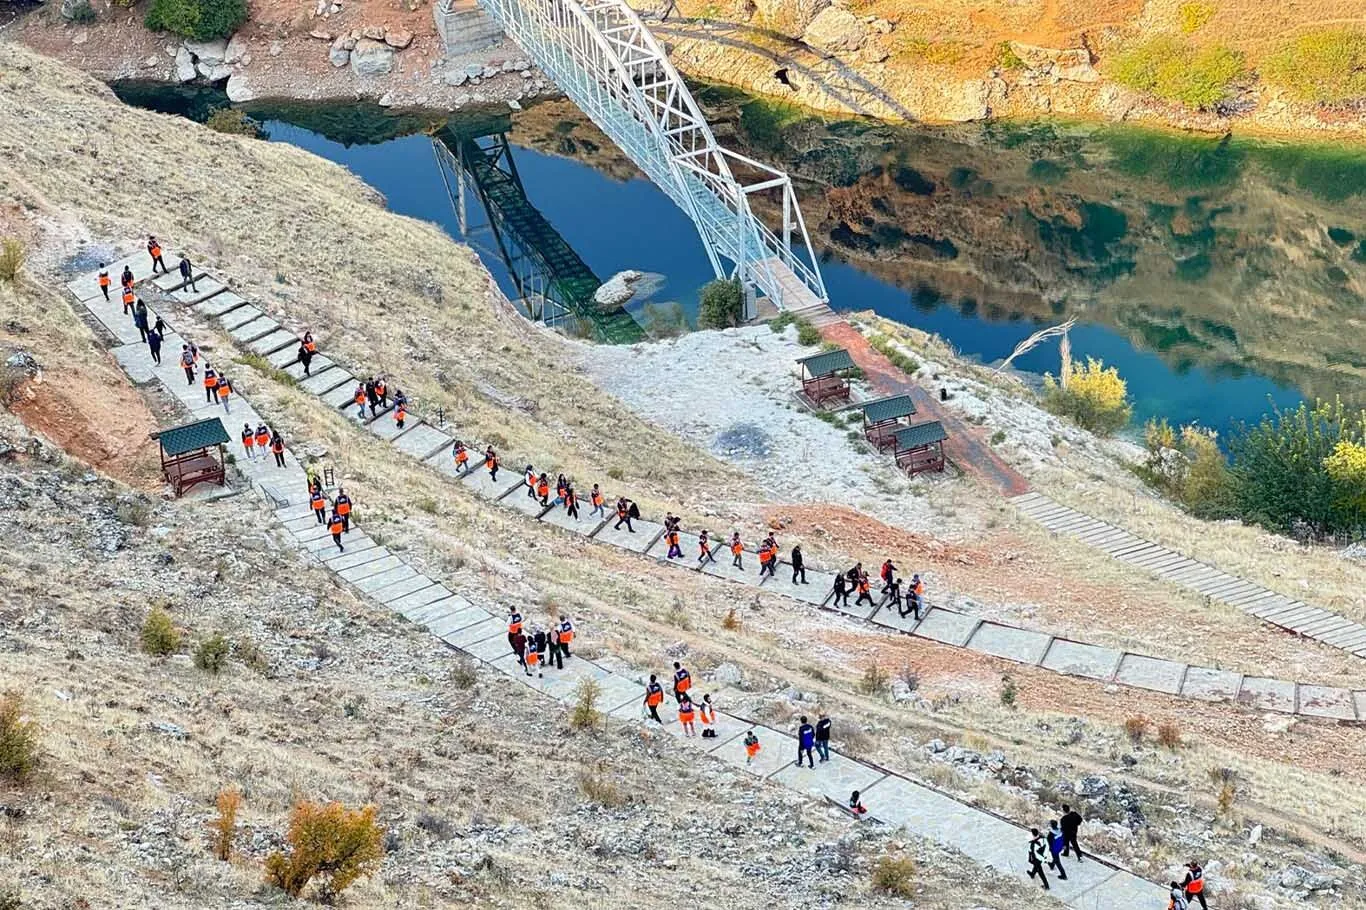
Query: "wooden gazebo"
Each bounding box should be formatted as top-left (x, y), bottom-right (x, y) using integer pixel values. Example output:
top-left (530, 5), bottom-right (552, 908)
top-left (859, 394), bottom-right (917, 450)
top-left (893, 420), bottom-right (948, 476)
top-left (796, 348), bottom-right (855, 408)
top-left (151, 417), bottom-right (230, 497)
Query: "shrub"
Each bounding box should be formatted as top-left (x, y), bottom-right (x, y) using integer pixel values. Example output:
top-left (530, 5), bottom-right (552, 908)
top-left (1156, 722), bottom-right (1183, 749)
top-left (1140, 419), bottom-right (1234, 518)
top-left (577, 770), bottom-right (626, 806)
top-left (897, 665), bottom-right (919, 692)
top-left (1262, 29), bottom-right (1366, 104)
top-left (211, 786), bottom-right (241, 861)
top-left (795, 318), bottom-right (822, 346)
top-left (141, 608), bottom-right (181, 656)
top-left (721, 606), bottom-right (741, 631)
top-left (1178, 1), bottom-right (1215, 33)
top-left (234, 636), bottom-right (269, 673)
top-left (1208, 767), bottom-right (1238, 816)
top-left (194, 633), bottom-right (230, 674)
top-left (871, 855), bottom-right (916, 897)
top-left (869, 332), bottom-right (918, 374)
top-left (858, 662), bottom-right (888, 696)
top-left (448, 658), bottom-right (478, 689)
top-left (145, 0), bottom-right (247, 41)
top-left (0, 693), bottom-right (40, 783)
top-left (0, 238), bottom-right (24, 283)
top-left (206, 108), bottom-right (263, 138)
top-left (697, 278), bottom-right (745, 329)
top-left (66, 0), bottom-right (97, 22)
top-left (1042, 357), bottom-right (1132, 436)
top-left (265, 801), bottom-right (385, 900)
top-left (1111, 37), bottom-right (1245, 109)
top-left (1123, 715), bottom-right (1149, 744)
top-left (1227, 398), bottom-right (1366, 539)
top-left (768, 311), bottom-right (797, 332)
top-left (0, 889), bottom-right (19, 910)
top-left (995, 41), bottom-right (1026, 71)
top-left (990, 430), bottom-right (1006, 445)
top-left (569, 678), bottom-right (601, 731)
top-left (999, 674), bottom-right (1018, 708)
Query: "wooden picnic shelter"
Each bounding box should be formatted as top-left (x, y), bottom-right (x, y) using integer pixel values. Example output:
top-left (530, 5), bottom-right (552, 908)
top-left (796, 348), bottom-right (855, 407)
top-left (859, 394), bottom-right (917, 450)
top-left (151, 417), bottom-right (230, 497)
top-left (893, 420), bottom-right (947, 476)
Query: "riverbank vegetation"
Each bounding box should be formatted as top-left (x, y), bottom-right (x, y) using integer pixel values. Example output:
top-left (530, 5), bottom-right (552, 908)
top-left (1262, 29), bottom-right (1366, 105)
top-left (145, 0), bottom-right (246, 41)
top-left (1042, 357), bottom-right (1133, 436)
top-left (1109, 37), bottom-right (1245, 110)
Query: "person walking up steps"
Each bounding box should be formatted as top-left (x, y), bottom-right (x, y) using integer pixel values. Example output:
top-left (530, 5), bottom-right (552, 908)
top-left (334, 487), bottom-right (351, 531)
top-left (121, 285), bottom-right (135, 318)
top-left (97, 263), bottom-right (110, 301)
top-left (523, 634), bottom-right (541, 678)
top-left (697, 529), bottom-right (713, 564)
top-left (849, 791), bottom-right (868, 816)
top-left (133, 298), bottom-right (149, 343)
top-left (664, 514), bottom-right (682, 559)
top-left (120, 264), bottom-right (134, 295)
top-left (146, 327), bottom-right (163, 366)
top-left (536, 473), bottom-right (550, 508)
top-left (796, 716), bottom-right (815, 768)
top-left (1046, 820), bottom-right (1069, 881)
top-left (365, 378), bottom-right (380, 418)
top-left (678, 693), bottom-right (696, 737)
top-left (614, 497), bottom-right (633, 533)
top-left (452, 440), bottom-right (470, 475)
top-left (909, 574), bottom-right (925, 620)
top-left (547, 622), bottom-right (564, 670)
top-left (217, 375), bottom-right (232, 413)
top-left (1026, 829), bottom-right (1050, 890)
top-left (178, 253), bottom-right (196, 292)
top-left (564, 484), bottom-right (580, 520)
top-left (557, 615), bottom-right (573, 658)
top-left (672, 661), bottom-right (691, 703)
top-left (744, 729), bottom-right (761, 765)
top-left (270, 430), bottom-right (286, 468)
top-left (814, 712), bottom-right (831, 762)
top-left (832, 572), bottom-right (848, 608)
top-left (524, 465), bottom-right (537, 499)
top-left (644, 674), bottom-right (664, 723)
top-left (297, 340), bottom-right (313, 378)
top-left (202, 363), bottom-right (218, 404)
top-left (1059, 804), bottom-right (1084, 861)
top-left (791, 545), bottom-right (808, 584)
top-left (889, 578), bottom-right (907, 618)
top-left (241, 423), bottom-right (257, 462)
top-left (147, 235), bottom-right (166, 274)
top-left (506, 608), bottom-right (524, 657)
top-left (533, 625), bottom-right (548, 672)
top-left (730, 532), bottom-right (744, 568)
top-left (180, 345), bottom-right (196, 386)
top-left (854, 571), bottom-right (874, 608)
top-left (699, 694), bottom-right (716, 738)
top-left (394, 398), bottom-right (407, 430)
top-left (1183, 861), bottom-right (1208, 910)
top-left (310, 485), bottom-right (327, 524)
top-left (485, 446), bottom-right (499, 481)
top-left (589, 483), bottom-right (605, 518)
top-left (880, 558), bottom-right (897, 595)
top-left (254, 423), bottom-right (269, 461)
top-left (353, 383), bottom-right (367, 420)
top-left (328, 510), bottom-right (345, 552)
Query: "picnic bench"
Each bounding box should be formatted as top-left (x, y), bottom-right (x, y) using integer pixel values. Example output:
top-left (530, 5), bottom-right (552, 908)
top-left (859, 394), bottom-right (917, 450)
top-left (893, 420), bottom-right (947, 476)
top-left (151, 417), bottom-right (229, 497)
top-left (796, 348), bottom-right (855, 408)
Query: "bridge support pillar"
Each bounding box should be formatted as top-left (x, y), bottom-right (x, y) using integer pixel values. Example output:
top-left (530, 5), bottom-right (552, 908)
top-left (435, 0), bottom-right (505, 56)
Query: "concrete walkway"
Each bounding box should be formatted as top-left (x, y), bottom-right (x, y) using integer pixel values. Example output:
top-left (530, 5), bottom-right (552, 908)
top-left (76, 257), bottom-right (1364, 724)
top-left (1014, 493), bottom-right (1366, 667)
top-left (66, 259), bottom-right (1161, 907)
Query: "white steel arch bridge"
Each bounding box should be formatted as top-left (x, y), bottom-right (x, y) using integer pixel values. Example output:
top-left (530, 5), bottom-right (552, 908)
top-left (472, 0), bottom-right (829, 314)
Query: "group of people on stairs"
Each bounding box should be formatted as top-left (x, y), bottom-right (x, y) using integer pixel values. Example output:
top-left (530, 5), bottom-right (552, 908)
top-left (505, 608), bottom-right (575, 677)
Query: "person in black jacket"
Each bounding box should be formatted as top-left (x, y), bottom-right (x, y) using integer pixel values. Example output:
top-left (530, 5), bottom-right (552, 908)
top-left (791, 545), bottom-right (808, 584)
top-left (1059, 804), bottom-right (1085, 861)
top-left (832, 572), bottom-right (848, 607)
top-left (814, 713), bottom-right (831, 762)
top-left (1026, 829), bottom-right (1050, 890)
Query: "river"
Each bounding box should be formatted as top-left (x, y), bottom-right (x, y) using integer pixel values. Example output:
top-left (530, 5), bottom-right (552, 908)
top-left (112, 83), bottom-right (1366, 437)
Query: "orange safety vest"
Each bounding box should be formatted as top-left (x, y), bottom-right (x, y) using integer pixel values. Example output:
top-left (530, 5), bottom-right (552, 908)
top-left (525, 648), bottom-right (540, 666)
top-left (310, 493), bottom-right (325, 511)
top-left (731, 540), bottom-right (743, 555)
top-left (98, 272), bottom-right (110, 288)
top-left (217, 382), bottom-right (230, 399)
top-left (395, 404), bottom-right (406, 422)
top-left (204, 372), bottom-right (218, 389)
top-left (329, 518), bottom-right (343, 534)
top-left (645, 684), bottom-right (663, 707)
top-left (699, 540), bottom-right (711, 555)
top-left (674, 669), bottom-right (691, 692)
top-left (913, 580), bottom-right (925, 596)
top-left (304, 339), bottom-right (317, 353)
top-left (354, 387), bottom-right (366, 405)
top-left (150, 243), bottom-right (161, 258)
top-left (455, 446), bottom-right (468, 464)
top-left (667, 531), bottom-right (679, 546)
top-left (745, 737), bottom-right (760, 757)
top-left (591, 490), bottom-right (603, 506)
top-left (678, 704), bottom-right (695, 723)
top-left (486, 454), bottom-right (498, 470)
top-left (335, 498), bottom-right (350, 515)
top-left (537, 480), bottom-right (549, 498)
top-left (858, 578), bottom-right (870, 593)
top-left (254, 430), bottom-right (269, 447)
top-left (122, 289), bottom-right (134, 305)
top-left (1187, 872), bottom-right (1203, 894)
top-left (617, 503), bottom-right (627, 518)
top-left (559, 620), bottom-right (573, 643)
top-left (698, 703), bottom-right (714, 725)
top-left (508, 613), bottom-right (523, 634)
top-left (271, 438), bottom-right (284, 454)
top-left (242, 429), bottom-right (254, 446)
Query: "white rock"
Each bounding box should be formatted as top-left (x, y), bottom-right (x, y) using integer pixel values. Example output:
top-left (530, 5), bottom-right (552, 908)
top-left (507, 99), bottom-right (521, 110)
top-left (225, 73), bottom-right (255, 103)
top-left (173, 47), bottom-right (197, 83)
top-left (143, 55), bottom-right (160, 68)
top-left (72, 30), bottom-right (89, 46)
top-left (377, 92), bottom-right (394, 107)
top-left (443, 70), bottom-right (468, 86)
top-left (329, 38), bottom-right (351, 68)
top-left (350, 39), bottom-right (396, 77)
top-left (384, 28), bottom-right (413, 49)
top-left (223, 33), bottom-right (248, 64)
top-left (802, 7), bottom-right (866, 54)
top-left (184, 37), bottom-right (230, 66)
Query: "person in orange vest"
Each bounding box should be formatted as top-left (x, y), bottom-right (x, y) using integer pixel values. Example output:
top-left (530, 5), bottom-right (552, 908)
top-left (485, 446), bottom-right (499, 481)
top-left (698, 693), bottom-right (716, 738)
top-left (557, 615), bottom-right (574, 658)
top-left (643, 674), bottom-right (664, 723)
top-left (523, 635), bottom-right (541, 678)
top-left (310, 486), bottom-right (327, 524)
top-left (97, 263), bottom-right (111, 301)
top-left (677, 692), bottom-right (696, 737)
top-left (202, 364), bottom-right (219, 404)
top-left (120, 265), bottom-right (134, 293)
top-left (1183, 861), bottom-right (1207, 909)
top-left (564, 484), bottom-right (579, 520)
top-left (555, 474), bottom-right (568, 503)
top-left (909, 574), bottom-right (925, 620)
top-left (506, 608), bottom-right (524, 656)
top-left (664, 514), bottom-right (682, 559)
top-left (375, 376), bottom-right (389, 409)
top-left (697, 529), bottom-right (713, 564)
top-left (270, 430), bottom-right (286, 468)
top-left (589, 483), bottom-right (605, 518)
top-left (180, 344), bottom-right (196, 386)
top-left (730, 532), bottom-right (744, 568)
top-left (352, 383), bottom-right (367, 420)
top-left (121, 285), bottom-right (135, 317)
top-left (848, 790), bottom-right (867, 816)
top-left (296, 340), bottom-right (314, 378)
top-left (240, 423), bottom-right (257, 462)
top-left (302, 331), bottom-right (317, 354)
top-left (328, 509), bottom-right (346, 552)
top-left (854, 571), bottom-right (874, 607)
top-left (535, 473), bottom-right (550, 507)
top-left (449, 439), bottom-right (467, 474)
top-left (879, 558), bottom-right (897, 595)
top-left (216, 375), bottom-right (232, 413)
top-left (333, 487), bottom-right (351, 531)
top-left (743, 729), bottom-right (761, 765)
top-left (672, 661), bottom-right (691, 703)
top-left (253, 423), bottom-right (270, 459)
top-left (758, 538), bottom-right (777, 579)
top-left (524, 464), bottom-right (537, 499)
top-left (613, 497), bottom-right (633, 533)
top-left (147, 235), bottom-right (166, 274)
top-left (394, 399), bottom-right (407, 430)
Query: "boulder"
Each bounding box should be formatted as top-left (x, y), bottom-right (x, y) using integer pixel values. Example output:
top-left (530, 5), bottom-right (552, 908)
top-left (142, 55), bottom-right (160, 69)
top-left (802, 7), bottom-right (866, 54)
top-left (377, 92), bottom-right (394, 107)
top-left (173, 47), bottom-right (197, 83)
top-left (350, 39), bottom-right (396, 77)
top-left (753, 0), bottom-right (829, 39)
top-left (225, 73), bottom-right (255, 103)
top-left (443, 70), bottom-right (469, 86)
top-left (223, 33), bottom-right (248, 65)
top-left (362, 24), bottom-right (386, 40)
top-left (309, 29), bottom-right (333, 41)
top-left (1006, 42), bottom-right (1099, 83)
top-left (711, 662), bottom-right (744, 685)
top-left (384, 28), bottom-right (413, 49)
top-left (184, 37), bottom-right (229, 66)
top-left (329, 37), bottom-right (351, 68)
top-left (198, 62), bottom-right (233, 81)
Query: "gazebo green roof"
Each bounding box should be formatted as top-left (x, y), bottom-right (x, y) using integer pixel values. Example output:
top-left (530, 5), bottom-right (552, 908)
top-left (151, 417), bottom-right (230, 457)
top-left (893, 420), bottom-right (947, 450)
top-left (796, 348), bottom-right (855, 377)
top-left (860, 394), bottom-right (917, 424)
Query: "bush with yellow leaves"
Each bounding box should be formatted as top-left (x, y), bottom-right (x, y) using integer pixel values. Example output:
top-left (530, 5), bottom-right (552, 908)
top-left (1043, 357), bottom-right (1133, 436)
top-left (265, 800), bottom-right (385, 900)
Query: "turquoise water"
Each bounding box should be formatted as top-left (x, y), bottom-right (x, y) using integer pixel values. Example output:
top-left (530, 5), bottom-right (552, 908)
top-left (110, 82), bottom-right (1366, 438)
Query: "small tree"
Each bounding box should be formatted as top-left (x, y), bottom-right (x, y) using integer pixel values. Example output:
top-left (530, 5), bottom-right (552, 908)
top-left (1043, 357), bottom-right (1132, 436)
top-left (206, 108), bottom-right (263, 139)
top-left (569, 678), bottom-right (601, 731)
top-left (871, 855), bottom-right (916, 896)
top-left (194, 633), bottom-right (230, 674)
top-left (145, 0), bottom-right (247, 41)
top-left (696, 278), bottom-right (744, 330)
top-left (211, 786), bottom-right (242, 860)
top-left (141, 607), bottom-right (181, 656)
top-left (0, 693), bottom-right (40, 783)
top-left (0, 238), bottom-right (24, 283)
top-left (265, 801), bottom-right (385, 900)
